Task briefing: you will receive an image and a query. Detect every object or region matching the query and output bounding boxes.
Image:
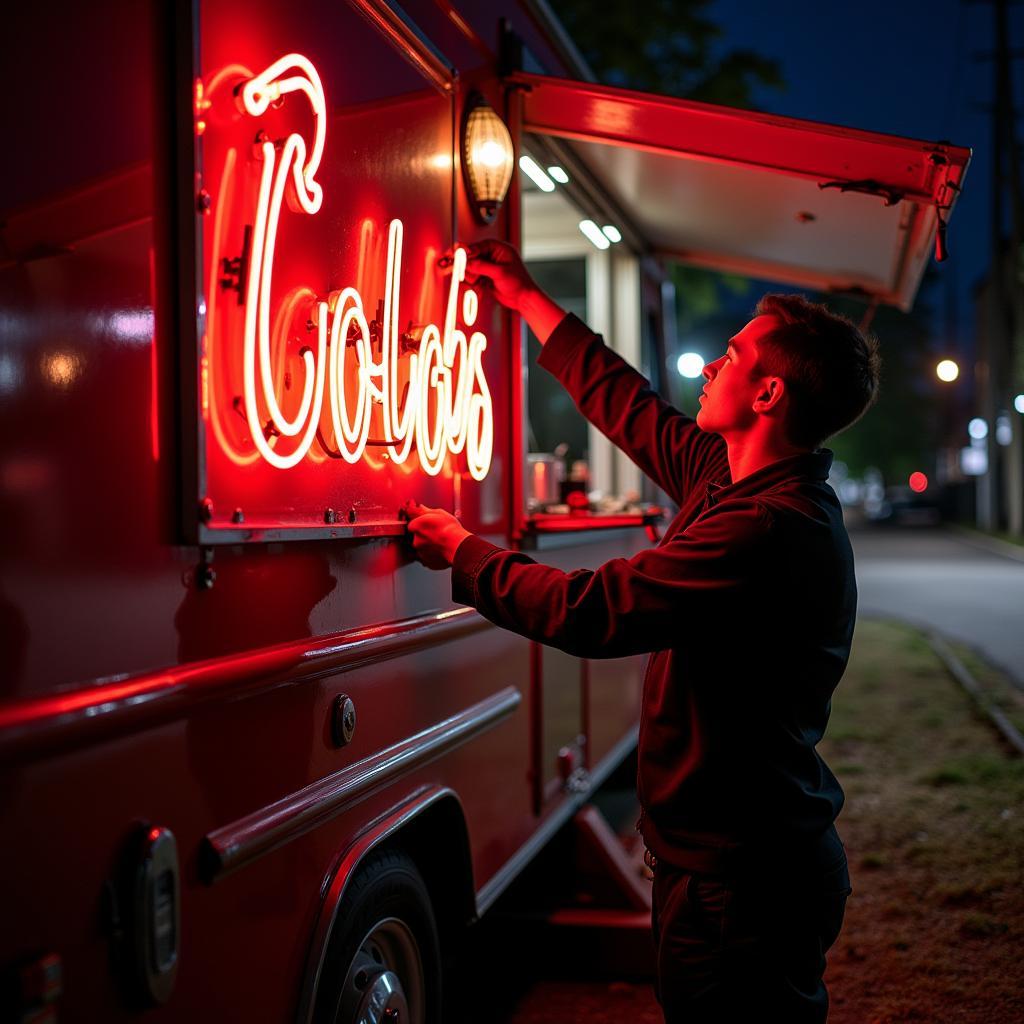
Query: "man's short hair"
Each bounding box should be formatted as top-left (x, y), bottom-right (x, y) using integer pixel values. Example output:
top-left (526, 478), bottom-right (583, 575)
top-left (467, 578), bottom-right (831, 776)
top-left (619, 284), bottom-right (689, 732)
top-left (753, 293), bottom-right (881, 449)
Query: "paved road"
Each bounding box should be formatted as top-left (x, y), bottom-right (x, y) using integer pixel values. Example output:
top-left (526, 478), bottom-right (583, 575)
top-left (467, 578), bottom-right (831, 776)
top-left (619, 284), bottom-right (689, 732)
top-left (850, 525), bottom-right (1024, 687)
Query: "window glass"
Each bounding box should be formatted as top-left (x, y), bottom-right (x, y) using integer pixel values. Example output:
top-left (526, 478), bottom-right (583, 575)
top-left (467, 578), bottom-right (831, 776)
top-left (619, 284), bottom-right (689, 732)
top-left (525, 259), bottom-right (589, 464)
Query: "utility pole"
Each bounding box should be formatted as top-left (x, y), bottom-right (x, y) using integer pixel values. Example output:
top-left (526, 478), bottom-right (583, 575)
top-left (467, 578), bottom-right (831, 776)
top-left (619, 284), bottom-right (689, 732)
top-left (999, 0), bottom-right (1024, 535)
top-left (995, 0), bottom-right (1024, 534)
top-left (975, 0), bottom-right (1024, 534)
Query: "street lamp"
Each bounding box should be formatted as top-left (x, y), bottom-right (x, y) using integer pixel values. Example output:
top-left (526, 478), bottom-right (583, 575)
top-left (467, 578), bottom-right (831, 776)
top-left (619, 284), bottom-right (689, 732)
top-left (676, 352), bottom-right (705, 379)
top-left (936, 359), bottom-right (959, 383)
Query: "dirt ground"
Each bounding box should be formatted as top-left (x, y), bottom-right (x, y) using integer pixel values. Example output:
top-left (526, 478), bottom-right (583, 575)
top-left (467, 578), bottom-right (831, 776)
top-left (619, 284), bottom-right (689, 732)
top-left (457, 619), bottom-right (1024, 1023)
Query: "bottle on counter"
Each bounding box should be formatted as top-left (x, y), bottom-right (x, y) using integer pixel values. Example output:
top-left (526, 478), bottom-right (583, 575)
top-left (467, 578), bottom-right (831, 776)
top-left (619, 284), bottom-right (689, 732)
top-left (561, 458), bottom-right (590, 512)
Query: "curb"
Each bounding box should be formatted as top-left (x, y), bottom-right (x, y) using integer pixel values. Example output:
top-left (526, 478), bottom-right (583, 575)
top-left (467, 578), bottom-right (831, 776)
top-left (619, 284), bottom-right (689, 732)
top-left (947, 525), bottom-right (1024, 564)
top-left (928, 632), bottom-right (1024, 758)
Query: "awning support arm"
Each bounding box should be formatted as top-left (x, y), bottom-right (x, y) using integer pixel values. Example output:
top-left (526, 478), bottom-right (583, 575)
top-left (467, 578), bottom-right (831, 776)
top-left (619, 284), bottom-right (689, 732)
top-left (858, 296), bottom-right (880, 335)
top-left (820, 177), bottom-right (958, 262)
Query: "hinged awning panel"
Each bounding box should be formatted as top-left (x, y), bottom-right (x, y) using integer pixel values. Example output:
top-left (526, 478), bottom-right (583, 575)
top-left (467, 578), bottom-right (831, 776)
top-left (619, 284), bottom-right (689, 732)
top-left (513, 73), bottom-right (970, 310)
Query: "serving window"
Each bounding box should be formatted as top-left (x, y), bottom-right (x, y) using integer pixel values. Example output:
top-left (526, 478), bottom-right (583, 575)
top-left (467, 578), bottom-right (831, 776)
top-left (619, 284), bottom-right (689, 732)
top-left (519, 173), bottom-right (665, 538)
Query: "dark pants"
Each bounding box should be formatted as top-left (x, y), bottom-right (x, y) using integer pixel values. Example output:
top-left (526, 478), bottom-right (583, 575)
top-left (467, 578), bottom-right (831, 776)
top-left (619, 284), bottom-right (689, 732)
top-left (650, 838), bottom-right (851, 1023)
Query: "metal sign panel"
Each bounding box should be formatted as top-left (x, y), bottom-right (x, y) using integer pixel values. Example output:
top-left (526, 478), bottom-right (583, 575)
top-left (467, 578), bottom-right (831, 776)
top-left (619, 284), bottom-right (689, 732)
top-left (182, 0), bottom-right (500, 542)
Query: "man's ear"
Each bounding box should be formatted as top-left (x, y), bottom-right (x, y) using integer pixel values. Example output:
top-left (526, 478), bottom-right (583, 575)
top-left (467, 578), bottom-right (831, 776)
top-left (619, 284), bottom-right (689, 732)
top-left (752, 376), bottom-right (786, 414)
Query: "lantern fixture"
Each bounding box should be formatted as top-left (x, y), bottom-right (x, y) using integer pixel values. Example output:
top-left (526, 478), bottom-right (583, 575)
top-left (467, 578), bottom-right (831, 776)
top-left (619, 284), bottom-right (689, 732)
top-left (462, 96), bottom-right (514, 224)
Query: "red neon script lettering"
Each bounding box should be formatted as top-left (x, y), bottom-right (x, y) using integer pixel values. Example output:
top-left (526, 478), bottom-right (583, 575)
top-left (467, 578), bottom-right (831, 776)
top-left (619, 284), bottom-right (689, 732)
top-left (235, 53), bottom-right (493, 479)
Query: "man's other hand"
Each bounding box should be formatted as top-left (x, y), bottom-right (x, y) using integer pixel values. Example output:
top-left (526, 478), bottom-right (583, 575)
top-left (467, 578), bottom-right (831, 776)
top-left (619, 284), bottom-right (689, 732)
top-left (402, 499), bottom-right (472, 570)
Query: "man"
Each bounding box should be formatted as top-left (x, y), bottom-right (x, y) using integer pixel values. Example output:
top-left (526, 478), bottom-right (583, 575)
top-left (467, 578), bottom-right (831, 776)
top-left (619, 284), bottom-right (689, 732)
top-left (403, 240), bottom-right (880, 1022)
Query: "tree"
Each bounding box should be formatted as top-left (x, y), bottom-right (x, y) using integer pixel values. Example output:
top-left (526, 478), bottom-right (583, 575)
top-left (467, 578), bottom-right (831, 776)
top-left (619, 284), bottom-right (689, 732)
top-left (552, 0), bottom-right (783, 105)
top-left (552, 0), bottom-right (786, 333)
top-left (827, 281), bottom-right (941, 485)
top-left (552, 0), bottom-right (945, 494)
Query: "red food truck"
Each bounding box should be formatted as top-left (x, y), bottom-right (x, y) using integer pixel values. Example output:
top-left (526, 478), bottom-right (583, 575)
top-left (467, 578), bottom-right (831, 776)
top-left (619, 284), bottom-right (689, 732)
top-left (0, 1), bottom-right (968, 1020)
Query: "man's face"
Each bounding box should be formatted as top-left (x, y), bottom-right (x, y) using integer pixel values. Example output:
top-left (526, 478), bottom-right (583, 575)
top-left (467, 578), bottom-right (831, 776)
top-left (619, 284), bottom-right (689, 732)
top-left (695, 315), bottom-right (782, 437)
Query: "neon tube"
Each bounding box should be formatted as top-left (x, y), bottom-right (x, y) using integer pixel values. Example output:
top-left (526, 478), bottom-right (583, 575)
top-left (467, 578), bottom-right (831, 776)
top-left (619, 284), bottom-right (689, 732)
top-left (240, 54), bottom-right (325, 214)
top-left (222, 54), bottom-right (492, 479)
top-left (416, 324), bottom-right (447, 475)
top-left (328, 288), bottom-right (372, 462)
top-left (206, 145), bottom-right (260, 467)
top-left (383, 218), bottom-right (419, 464)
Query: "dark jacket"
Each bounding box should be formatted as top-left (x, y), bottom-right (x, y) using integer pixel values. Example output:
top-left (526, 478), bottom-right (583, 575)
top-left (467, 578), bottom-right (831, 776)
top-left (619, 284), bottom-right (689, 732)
top-left (451, 313), bottom-right (855, 871)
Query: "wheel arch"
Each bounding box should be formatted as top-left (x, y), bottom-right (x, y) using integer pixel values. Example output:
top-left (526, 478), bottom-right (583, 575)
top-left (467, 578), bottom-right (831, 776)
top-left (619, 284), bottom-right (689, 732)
top-left (296, 785), bottom-right (476, 1024)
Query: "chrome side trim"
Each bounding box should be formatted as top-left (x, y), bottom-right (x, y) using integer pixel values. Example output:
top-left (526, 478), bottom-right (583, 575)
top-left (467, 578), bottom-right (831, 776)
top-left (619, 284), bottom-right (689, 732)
top-left (202, 687), bottom-right (521, 881)
top-left (295, 786), bottom-right (460, 1024)
top-left (0, 608), bottom-right (493, 764)
top-left (474, 728), bottom-right (637, 916)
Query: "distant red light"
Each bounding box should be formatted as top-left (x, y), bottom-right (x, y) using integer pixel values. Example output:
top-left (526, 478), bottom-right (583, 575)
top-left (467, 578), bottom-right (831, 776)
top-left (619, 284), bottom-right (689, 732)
top-left (909, 472), bottom-right (928, 493)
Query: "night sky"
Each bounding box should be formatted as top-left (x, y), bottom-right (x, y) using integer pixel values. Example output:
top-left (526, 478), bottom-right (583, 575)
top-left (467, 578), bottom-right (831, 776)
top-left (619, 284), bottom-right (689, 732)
top-left (709, 0), bottom-right (1024, 352)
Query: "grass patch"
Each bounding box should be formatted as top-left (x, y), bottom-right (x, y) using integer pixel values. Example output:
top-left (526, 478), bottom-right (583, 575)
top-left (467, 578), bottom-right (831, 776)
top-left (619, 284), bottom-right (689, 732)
top-left (923, 765), bottom-right (969, 787)
top-left (960, 913), bottom-right (1009, 938)
top-left (823, 619), bottom-right (1024, 1024)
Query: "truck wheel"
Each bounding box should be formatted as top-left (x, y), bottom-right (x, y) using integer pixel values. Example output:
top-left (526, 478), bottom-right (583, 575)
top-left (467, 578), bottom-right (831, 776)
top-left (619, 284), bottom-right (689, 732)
top-left (314, 849), bottom-right (442, 1024)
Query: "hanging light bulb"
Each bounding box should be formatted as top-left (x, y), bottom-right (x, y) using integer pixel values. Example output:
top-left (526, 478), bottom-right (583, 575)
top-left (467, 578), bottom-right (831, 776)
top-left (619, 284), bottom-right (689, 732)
top-left (462, 96), bottom-right (514, 224)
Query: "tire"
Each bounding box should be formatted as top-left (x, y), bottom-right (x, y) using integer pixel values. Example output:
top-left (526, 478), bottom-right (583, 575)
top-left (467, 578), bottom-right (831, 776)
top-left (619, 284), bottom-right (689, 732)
top-left (313, 849), bottom-right (442, 1024)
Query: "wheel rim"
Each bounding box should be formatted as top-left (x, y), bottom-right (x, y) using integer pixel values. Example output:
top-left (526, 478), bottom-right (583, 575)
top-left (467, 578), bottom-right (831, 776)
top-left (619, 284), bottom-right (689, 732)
top-left (338, 917), bottom-right (425, 1024)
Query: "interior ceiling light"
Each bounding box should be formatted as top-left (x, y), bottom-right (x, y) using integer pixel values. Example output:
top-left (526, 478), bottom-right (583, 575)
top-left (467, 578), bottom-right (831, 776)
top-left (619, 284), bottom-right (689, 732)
top-left (462, 96), bottom-right (514, 223)
top-left (602, 225), bottom-right (622, 243)
top-left (518, 155), bottom-right (555, 192)
top-left (579, 220), bottom-right (610, 250)
top-left (547, 165), bottom-right (569, 184)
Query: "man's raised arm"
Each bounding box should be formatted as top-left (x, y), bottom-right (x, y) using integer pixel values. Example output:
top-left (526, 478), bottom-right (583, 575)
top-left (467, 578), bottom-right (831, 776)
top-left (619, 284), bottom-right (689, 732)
top-left (463, 240), bottom-right (724, 507)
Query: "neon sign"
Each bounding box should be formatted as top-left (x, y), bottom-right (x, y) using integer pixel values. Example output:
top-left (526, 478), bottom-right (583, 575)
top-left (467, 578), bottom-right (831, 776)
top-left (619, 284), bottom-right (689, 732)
top-left (218, 53), bottom-right (493, 480)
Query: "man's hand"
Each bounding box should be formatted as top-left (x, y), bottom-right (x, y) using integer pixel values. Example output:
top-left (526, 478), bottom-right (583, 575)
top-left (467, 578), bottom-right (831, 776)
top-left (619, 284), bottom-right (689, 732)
top-left (402, 499), bottom-right (472, 571)
top-left (462, 239), bottom-right (536, 312)
top-left (454, 240), bottom-right (567, 344)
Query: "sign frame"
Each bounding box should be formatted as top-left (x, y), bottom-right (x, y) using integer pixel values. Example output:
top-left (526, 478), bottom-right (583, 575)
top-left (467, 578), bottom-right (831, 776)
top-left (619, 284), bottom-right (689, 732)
top-left (174, 0), bottom-right (468, 545)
